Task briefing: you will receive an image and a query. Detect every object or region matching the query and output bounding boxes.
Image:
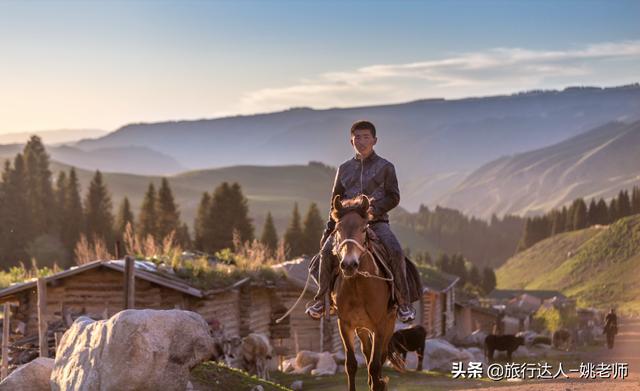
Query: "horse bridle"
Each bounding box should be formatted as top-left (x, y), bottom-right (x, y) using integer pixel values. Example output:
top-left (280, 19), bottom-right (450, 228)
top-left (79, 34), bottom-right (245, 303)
top-left (332, 229), bottom-right (392, 281)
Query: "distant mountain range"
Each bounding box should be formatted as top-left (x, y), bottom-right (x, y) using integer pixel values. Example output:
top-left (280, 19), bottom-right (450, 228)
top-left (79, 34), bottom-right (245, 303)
top-left (0, 128), bottom-right (107, 145)
top-left (70, 84), bottom-right (640, 210)
top-left (2, 84), bottom-right (639, 221)
top-left (0, 144), bottom-right (185, 176)
top-left (439, 120), bottom-right (640, 218)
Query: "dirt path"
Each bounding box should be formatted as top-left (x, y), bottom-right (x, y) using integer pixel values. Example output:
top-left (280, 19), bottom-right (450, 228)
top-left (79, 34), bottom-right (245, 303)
top-left (460, 318), bottom-right (640, 391)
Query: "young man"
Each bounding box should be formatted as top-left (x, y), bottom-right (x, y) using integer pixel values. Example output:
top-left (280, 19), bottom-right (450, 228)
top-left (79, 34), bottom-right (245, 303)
top-left (305, 120), bottom-right (416, 323)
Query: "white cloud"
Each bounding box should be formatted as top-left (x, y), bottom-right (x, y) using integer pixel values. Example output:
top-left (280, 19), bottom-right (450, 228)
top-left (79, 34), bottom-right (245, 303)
top-left (240, 40), bottom-right (640, 112)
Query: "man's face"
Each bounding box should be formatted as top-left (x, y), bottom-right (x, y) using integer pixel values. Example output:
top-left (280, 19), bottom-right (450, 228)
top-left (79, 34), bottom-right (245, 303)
top-left (350, 128), bottom-right (377, 157)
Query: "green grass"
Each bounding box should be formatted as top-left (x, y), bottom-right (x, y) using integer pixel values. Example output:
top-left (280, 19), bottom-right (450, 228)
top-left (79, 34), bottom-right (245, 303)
top-left (271, 367), bottom-right (497, 391)
top-left (192, 351), bottom-right (591, 390)
top-left (497, 215), bottom-right (640, 315)
top-left (191, 362), bottom-right (291, 390)
top-left (496, 227), bottom-right (601, 289)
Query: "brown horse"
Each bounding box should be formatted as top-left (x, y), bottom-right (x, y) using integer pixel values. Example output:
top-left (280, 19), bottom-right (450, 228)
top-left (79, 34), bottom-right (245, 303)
top-left (330, 194), bottom-right (399, 391)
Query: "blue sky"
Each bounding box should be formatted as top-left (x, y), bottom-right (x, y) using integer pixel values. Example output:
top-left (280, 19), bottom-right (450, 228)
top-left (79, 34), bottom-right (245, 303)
top-left (0, 0), bottom-right (639, 133)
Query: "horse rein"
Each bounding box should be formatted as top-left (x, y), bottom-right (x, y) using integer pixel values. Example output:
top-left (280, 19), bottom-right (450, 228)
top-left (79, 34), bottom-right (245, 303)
top-left (334, 237), bottom-right (394, 282)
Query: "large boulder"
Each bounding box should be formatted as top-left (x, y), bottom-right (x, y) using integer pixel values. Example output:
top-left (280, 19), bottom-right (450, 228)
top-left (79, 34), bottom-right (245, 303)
top-left (0, 357), bottom-right (54, 391)
top-left (464, 347), bottom-right (485, 363)
top-left (51, 309), bottom-right (216, 391)
top-left (464, 330), bottom-right (487, 346)
top-left (425, 338), bottom-right (464, 372)
top-left (294, 350), bottom-right (319, 370)
top-left (311, 352), bottom-right (337, 376)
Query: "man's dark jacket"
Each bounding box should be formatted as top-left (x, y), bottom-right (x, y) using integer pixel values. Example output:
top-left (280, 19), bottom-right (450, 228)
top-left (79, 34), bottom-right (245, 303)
top-left (322, 151), bottom-right (400, 241)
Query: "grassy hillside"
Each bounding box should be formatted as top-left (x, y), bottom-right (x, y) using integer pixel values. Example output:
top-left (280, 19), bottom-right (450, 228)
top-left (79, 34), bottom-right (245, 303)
top-left (497, 215), bottom-right (640, 315)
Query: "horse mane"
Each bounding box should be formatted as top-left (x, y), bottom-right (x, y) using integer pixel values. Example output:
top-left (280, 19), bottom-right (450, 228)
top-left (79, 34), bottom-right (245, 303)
top-left (331, 196), bottom-right (369, 221)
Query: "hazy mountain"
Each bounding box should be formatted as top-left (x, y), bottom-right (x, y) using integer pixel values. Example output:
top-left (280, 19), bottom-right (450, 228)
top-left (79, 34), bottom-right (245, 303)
top-left (439, 120), bottom-right (640, 218)
top-left (0, 128), bottom-right (107, 145)
top-left (0, 144), bottom-right (185, 175)
top-left (75, 84), bottom-right (640, 211)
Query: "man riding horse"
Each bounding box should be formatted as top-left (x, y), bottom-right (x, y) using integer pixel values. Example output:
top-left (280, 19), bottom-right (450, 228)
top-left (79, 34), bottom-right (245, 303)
top-left (306, 120), bottom-right (416, 323)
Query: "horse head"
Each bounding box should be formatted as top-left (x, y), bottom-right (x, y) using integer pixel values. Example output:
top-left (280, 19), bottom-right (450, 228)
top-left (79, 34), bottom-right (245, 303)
top-left (331, 194), bottom-right (372, 278)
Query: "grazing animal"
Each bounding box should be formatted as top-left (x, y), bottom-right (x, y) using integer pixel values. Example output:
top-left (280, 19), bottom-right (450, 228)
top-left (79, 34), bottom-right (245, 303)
top-left (531, 335), bottom-right (552, 346)
top-left (223, 333), bottom-right (274, 380)
top-left (332, 195), bottom-right (400, 391)
top-left (388, 325), bottom-right (426, 371)
top-left (552, 329), bottom-right (572, 351)
top-left (484, 334), bottom-right (525, 362)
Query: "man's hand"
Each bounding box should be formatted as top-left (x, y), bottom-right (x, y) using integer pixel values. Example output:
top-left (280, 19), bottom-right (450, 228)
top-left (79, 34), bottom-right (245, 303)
top-left (367, 205), bottom-right (377, 220)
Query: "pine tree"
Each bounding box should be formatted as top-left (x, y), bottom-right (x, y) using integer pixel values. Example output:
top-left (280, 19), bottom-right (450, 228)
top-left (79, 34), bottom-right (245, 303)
top-left (176, 223), bottom-right (192, 249)
top-left (84, 170), bottom-right (114, 246)
top-left (587, 199), bottom-right (598, 227)
top-left (23, 136), bottom-right (55, 236)
top-left (302, 202), bottom-right (324, 255)
top-left (54, 171), bottom-right (68, 234)
top-left (284, 203), bottom-right (305, 258)
top-left (435, 253), bottom-right (450, 273)
top-left (203, 182), bottom-right (255, 253)
top-left (596, 199), bottom-right (608, 225)
top-left (0, 155), bottom-right (31, 264)
top-left (517, 218), bottom-right (535, 252)
top-left (608, 198), bottom-right (619, 223)
top-left (617, 190), bottom-right (632, 219)
top-left (204, 183), bottom-right (232, 253)
top-left (115, 197), bottom-right (135, 238)
top-left (632, 186), bottom-right (640, 215)
top-left (566, 201), bottom-right (578, 231)
top-left (560, 206), bottom-right (569, 231)
top-left (156, 178), bottom-right (181, 241)
top-left (550, 210), bottom-right (565, 235)
top-left (138, 183), bottom-right (157, 241)
top-left (61, 168), bottom-right (84, 253)
top-left (468, 264), bottom-right (481, 287)
top-left (450, 254), bottom-right (468, 285)
top-left (194, 192), bottom-right (211, 251)
top-left (572, 198), bottom-right (588, 230)
top-left (228, 183), bottom-right (254, 244)
top-left (260, 212), bottom-right (278, 255)
top-left (481, 267), bottom-right (497, 294)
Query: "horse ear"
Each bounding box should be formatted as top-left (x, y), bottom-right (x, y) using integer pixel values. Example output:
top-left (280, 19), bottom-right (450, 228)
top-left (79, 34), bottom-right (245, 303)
top-left (360, 195), bottom-right (370, 212)
top-left (332, 195), bottom-right (342, 212)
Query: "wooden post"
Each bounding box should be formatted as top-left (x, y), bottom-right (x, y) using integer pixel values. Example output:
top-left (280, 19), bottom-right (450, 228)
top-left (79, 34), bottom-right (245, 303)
top-left (124, 256), bottom-right (135, 309)
top-left (2, 302), bottom-right (10, 380)
top-left (319, 315), bottom-right (324, 352)
top-left (37, 277), bottom-right (48, 358)
top-left (115, 240), bottom-right (121, 260)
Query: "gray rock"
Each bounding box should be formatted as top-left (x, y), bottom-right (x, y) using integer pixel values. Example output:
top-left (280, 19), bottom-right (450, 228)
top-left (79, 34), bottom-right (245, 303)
top-left (50, 309), bottom-right (215, 391)
top-left (310, 352), bottom-right (337, 376)
top-left (0, 357), bottom-right (54, 391)
top-left (290, 380), bottom-right (304, 391)
top-left (294, 350), bottom-right (319, 370)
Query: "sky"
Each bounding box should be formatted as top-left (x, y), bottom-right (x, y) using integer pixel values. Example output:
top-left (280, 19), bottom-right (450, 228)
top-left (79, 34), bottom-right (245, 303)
top-left (0, 0), bottom-right (639, 134)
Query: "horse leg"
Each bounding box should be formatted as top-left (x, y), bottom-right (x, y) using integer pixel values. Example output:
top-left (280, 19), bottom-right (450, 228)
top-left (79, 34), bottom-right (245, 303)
top-left (339, 320), bottom-right (358, 391)
top-left (416, 345), bottom-right (424, 371)
top-left (369, 331), bottom-right (390, 391)
top-left (357, 329), bottom-right (373, 384)
top-left (370, 319), bottom-right (394, 391)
